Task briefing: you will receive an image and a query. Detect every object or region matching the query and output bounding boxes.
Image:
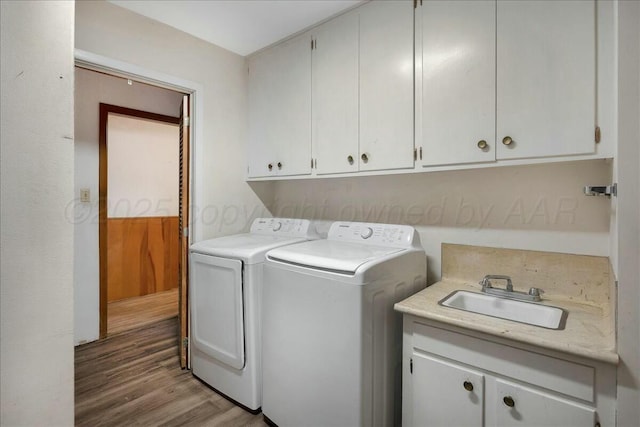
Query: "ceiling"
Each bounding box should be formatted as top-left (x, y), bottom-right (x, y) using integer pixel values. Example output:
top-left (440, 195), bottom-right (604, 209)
top-left (108, 0), bottom-right (364, 57)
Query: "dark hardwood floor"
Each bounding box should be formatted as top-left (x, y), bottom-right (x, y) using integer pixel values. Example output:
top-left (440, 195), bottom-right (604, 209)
top-left (75, 317), bottom-right (268, 426)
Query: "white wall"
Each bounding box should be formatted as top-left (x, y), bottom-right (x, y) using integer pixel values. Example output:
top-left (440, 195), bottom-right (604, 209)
top-left (273, 160), bottom-right (612, 283)
top-left (0, 1), bottom-right (75, 425)
top-left (614, 1), bottom-right (640, 425)
top-left (107, 114), bottom-right (180, 218)
top-left (74, 68), bottom-right (184, 344)
top-left (75, 1), bottom-right (274, 344)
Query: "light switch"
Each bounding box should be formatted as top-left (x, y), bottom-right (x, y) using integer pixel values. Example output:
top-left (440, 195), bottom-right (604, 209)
top-left (80, 188), bottom-right (90, 203)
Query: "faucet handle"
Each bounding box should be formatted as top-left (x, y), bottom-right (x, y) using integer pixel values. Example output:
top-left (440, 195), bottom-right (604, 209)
top-left (528, 287), bottom-right (543, 297)
top-left (480, 275), bottom-right (513, 291)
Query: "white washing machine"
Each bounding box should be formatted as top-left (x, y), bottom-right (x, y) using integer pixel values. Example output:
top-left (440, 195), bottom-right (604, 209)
top-left (189, 218), bottom-right (319, 412)
top-left (262, 221), bottom-right (427, 427)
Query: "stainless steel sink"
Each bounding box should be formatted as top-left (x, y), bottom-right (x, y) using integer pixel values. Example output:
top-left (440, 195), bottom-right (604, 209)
top-left (439, 290), bottom-right (567, 330)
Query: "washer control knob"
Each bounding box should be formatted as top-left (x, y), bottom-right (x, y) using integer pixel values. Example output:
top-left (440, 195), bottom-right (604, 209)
top-left (273, 222), bottom-right (282, 231)
top-left (361, 227), bottom-right (374, 239)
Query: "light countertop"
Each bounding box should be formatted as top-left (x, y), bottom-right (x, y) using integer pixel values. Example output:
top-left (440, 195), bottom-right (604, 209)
top-left (395, 244), bottom-right (618, 364)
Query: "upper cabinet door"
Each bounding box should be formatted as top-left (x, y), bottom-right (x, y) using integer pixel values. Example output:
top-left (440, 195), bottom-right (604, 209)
top-left (496, 0), bottom-right (596, 160)
top-left (248, 33), bottom-right (312, 178)
top-left (359, 0), bottom-right (414, 172)
top-left (419, 0), bottom-right (496, 166)
top-left (312, 12), bottom-right (359, 175)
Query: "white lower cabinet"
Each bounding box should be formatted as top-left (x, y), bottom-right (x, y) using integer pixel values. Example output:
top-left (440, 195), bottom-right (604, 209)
top-left (403, 316), bottom-right (615, 427)
top-left (494, 378), bottom-right (595, 427)
top-left (412, 354), bottom-right (485, 427)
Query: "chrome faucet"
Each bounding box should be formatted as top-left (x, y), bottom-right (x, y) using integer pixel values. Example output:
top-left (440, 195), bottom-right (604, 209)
top-left (479, 275), bottom-right (542, 302)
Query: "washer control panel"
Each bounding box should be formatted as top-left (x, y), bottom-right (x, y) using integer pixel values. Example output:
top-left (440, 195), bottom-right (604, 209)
top-left (250, 218), bottom-right (315, 238)
top-left (328, 222), bottom-right (419, 247)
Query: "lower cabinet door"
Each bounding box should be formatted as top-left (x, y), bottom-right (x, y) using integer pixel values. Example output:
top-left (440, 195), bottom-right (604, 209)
top-left (494, 379), bottom-right (595, 427)
top-left (412, 352), bottom-right (484, 427)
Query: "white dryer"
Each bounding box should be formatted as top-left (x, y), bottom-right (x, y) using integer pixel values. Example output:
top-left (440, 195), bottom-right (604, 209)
top-left (189, 218), bottom-right (318, 412)
top-left (262, 221), bottom-right (427, 427)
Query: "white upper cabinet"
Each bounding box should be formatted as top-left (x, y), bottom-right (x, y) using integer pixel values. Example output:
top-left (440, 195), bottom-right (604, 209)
top-left (359, 0), bottom-right (415, 172)
top-left (248, 32), bottom-right (312, 178)
top-left (417, 0), bottom-right (597, 166)
top-left (496, 0), bottom-right (596, 160)
top-left (311, 11), bottom-right (359, 175)
top-left (418, 0), bottom-right (496, 166)
top-left (247, 0), bottom-right (607, 180)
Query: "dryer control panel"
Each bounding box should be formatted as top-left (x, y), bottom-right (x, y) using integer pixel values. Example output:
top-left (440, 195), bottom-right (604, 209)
top-left (327, 222), bottom-right (420, 248)
top-left (250, 218), bottom-right (316, 238)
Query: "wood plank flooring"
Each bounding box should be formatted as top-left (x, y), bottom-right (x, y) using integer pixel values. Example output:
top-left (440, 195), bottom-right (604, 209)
top-left (108, 288), bottom-right (179, 336)
top-left (76, 317), bottom-right (267, 426)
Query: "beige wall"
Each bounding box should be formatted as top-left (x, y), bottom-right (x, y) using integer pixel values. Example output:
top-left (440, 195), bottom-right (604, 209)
top-left (1, 1), bottom-right (75, 425)
top-left (107, 114), bottom-right (180, 218)
top-left (614, 1), bottom-right (640, 424)
top-left (273, 160), bottom-right (612, 283)
top-left (75, 0), bottom-right (274, 236)
top-left (75, 1), bottom-right (274, 343)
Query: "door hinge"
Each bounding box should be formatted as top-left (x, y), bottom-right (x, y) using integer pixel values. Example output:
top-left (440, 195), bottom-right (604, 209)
top-left (595, 126), bottom-right (601, 143)
top-left (413, 0), bottom-right (417, 8)
top-left (419, 147), bottom-right (423, 160)
top-left (414, 148), bottom-right (417, 161)
top-left (182, 337), bottom-right (189, 348)
top-left (311, 39), bottom-right (316, 50)
top-left (183, 226), bottom-right (189, 238)
top-left (183, 116), bottom-right (190, 127)
top-left (410, 358), bottom-right (413, 374)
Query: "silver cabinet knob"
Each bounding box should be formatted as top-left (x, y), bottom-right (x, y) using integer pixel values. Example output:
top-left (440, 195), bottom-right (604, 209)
top-left (268, 163), bottom-right (273, 171)
top-left (477, 140), bottom-right (488, 150)
top-left (502, 136), bottom-right (513, 146)
top-left (277, 162), bottom-right (282, 170)
top-left (361, 153), bottom-right (369, 163)
top-left (347, 155), bottom-right (354, 165)
top-left (463, 381), bottom-right (474, 392)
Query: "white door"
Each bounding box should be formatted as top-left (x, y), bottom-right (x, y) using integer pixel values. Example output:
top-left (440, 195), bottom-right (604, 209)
top-left (419, 0), bottom-right (496, 166)
top-left (494, 379), bottom-right (596, 426)
top-left (411, 353), bottom-right (484, 427)
top-left (190, 253), bottom-right (245, 370)
top-left (312, 11), bottom-right (359, 175)
top-left (496, 0), bottom-right (596, 160)
top-left (248, 32), bottom-right (312, 177)
top-left (359, 0), bottom-right (414, 172)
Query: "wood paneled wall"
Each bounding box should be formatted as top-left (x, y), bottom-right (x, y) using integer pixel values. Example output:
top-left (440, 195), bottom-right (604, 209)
top-left (107, 216), bottom-right (179, 302)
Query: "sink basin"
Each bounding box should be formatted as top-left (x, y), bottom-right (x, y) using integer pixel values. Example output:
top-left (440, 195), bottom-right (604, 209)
top-left (439, 290), bottom-right (567, 330)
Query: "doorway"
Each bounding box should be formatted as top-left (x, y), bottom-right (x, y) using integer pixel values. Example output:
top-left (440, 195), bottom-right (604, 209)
top-left (98, 100), bottom-right (191, 370)
top-left (100, 105), bottom-right (181, 337)
top-left (74, 63), bottom-right (193, 369)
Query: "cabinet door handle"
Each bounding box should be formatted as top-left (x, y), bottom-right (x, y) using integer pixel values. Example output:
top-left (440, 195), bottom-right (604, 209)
top-left (502, 136), bottom-right (513, 146)
top-left (477, 140), bottom-right (488, 150)
top-left (361, 153), bottom-right (369, 163)
top-left (503, 396), bottom-right (515, 408)
top-left (463, 381), bottom-right (474, 392)
top-left (268, 163), bottom-right (273, 171)
top-left (277, 162), bottom-right (282, 170)
top-left (347, 155), bottom-right (354, 165)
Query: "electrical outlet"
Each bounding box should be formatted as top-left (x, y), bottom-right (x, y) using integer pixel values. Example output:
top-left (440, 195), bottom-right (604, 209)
top-left (80, 188), bottom-right (90, 203)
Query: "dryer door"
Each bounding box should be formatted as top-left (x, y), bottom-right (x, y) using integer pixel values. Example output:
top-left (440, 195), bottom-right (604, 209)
top-left (190, 253), bottom-right (245, 369)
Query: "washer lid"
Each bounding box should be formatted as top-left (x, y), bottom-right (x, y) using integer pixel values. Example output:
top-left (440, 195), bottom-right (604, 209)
top-left (266, 239), bottom-right (404, 275)
top-left (190, 234), bottom-right (310, 264)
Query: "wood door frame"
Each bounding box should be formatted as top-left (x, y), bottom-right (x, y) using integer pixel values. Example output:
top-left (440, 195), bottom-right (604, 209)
top-left (99, 103), bottom-right (181, 338)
